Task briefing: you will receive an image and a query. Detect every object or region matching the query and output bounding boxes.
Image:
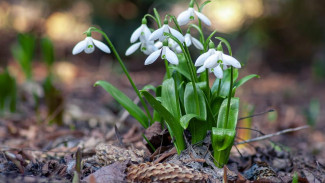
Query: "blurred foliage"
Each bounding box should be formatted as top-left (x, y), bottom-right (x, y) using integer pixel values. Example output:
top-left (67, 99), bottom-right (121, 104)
top-left (11, 34), bottom-right (36, 79)
top-left (304, 98), bottom-right (320, 127)
top-left (0, 69), bottom-right (16, 113)
top-left (41, 37), bottom-right (55, 69)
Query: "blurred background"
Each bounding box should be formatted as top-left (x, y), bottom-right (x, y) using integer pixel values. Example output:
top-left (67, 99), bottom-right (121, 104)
top-left (0, 0), bottom-right (324, 162)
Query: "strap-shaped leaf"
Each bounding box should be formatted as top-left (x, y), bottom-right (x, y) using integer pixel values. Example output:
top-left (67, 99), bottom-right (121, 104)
top-left (234, 74), bottom-right (260, 88)
top-left (94, 80), bottom-right (149, 128)
top-left (141, 90), bottom-right (185, 154)
top-left (211, 127), bottom-right (236, 150)
top-left (211, 69), bottom-right (238, 97)
top-left (217, 97), bottom-right (239, 129)
top-left (161, 78), bottom-right (180, 120)
top-left (184, 82), bottom-right (207, 120)
top-left (180, 114), bottom-right (202, 129)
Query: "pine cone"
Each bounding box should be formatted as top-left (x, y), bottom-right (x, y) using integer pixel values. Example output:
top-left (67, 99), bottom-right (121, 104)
top-left (126, 162), bottom-right (208, 183)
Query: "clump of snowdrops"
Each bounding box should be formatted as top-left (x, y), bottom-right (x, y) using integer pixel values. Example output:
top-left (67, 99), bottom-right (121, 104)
top-left (72, 0), bottom-right (258, 168)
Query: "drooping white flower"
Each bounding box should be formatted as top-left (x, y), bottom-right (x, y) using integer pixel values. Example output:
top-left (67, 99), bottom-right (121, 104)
top-left (177, 7), bottom-right (211, 26)
top-left (125, 39), bottom-right (158, 56)
top-left (149, 23), bottom-right (184, 43)
top-left (72, 36), bottom-right (110, 55)
top-left (144, 41), bottom-right (179, 65)
top-left (184, 33), bottom-right (203, 50)
top-left (195, 47), bottom-right (241, 78)
top-left (130, 23), bottom-right (151, 43)
top-left (168, 38), bottom-right (182, 53)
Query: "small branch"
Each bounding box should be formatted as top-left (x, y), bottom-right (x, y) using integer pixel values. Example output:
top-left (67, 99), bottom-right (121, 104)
top-left (235, 125), bottom-right (309, 145)
top-left (238, 109), bottom-right (275, 121)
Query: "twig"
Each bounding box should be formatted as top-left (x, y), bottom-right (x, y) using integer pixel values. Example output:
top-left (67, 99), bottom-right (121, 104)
top-left (235, 125), bottom-right (309, 145)
top-left (238, 109), bottom-right (274, 121)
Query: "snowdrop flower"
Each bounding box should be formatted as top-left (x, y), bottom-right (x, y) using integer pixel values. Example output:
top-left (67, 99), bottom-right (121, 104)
top-left (177, 1), bottom-right (211, 26)
top-left (184, 33), bottom-right (203, 50)
top-left (125, 39), bottom-right (158, 56)
top-left (168, 38), bottom-right (182, 53)
top-left (149, 20), bottom-right (185, 43)
top-left (195, 42), bottom-right (241, 78)
top-left (130, 18), bottom-right (151, 43)
top-left (72, 36), bottom-right (110, 55)
top-left (144, 40), bottom-right (179, 65)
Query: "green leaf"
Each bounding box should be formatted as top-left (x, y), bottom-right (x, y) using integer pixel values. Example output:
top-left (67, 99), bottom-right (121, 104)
top-left (161, 78), bottom-right (180, 120)
top-left (170, 66), bottom-right (191, 81)
top-left (141, 90), bottom-right (185, 154)
top-left (217, 97), bottom-right (239, 129)
top-left (180, 114), bottom-right (202, 129)
top-left (234, 74), bottom-right (260, 88)
top-left (95, 80), bottom-right (149, 128)
top-left (204, 30), bottom-right (217, 50)
top-left (142, 84), bottom-right (156, 93)
top-left (41, 37), bottom-right (55, 67)
top-left (199, 0), bottom-right (211, 12)
top-left (211, 128), bottom-right (236, 150)
top-left (184, 83), bottom-right (207, 120)
top-left (212, 69), bottom-right (238, 97)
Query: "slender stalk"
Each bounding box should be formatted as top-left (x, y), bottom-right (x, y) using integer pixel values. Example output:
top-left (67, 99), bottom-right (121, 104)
top-left (164, 59), bottom-right (171, 78)
top-left (93, 29), bottom-right (153, 123)
top-left (153, 8), bottom-right (162, 27)
top-left (224, 67), bottom-right (233, 128)
top-left (216, 79), bottom-right (221, 97)
top-left (205, 69), bottom-right (210, 100)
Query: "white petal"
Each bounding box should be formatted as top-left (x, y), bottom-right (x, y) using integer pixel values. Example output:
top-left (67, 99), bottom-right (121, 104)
top-left (142, 25), bottom-right (151, 40)
top-left (177, 9), bottom-right (191, 26)
top-left (176, 46), bottom-right (182, 53)
top-left (154, 41), bottom-right (163, 49)
top-left (197, 66), bottom-right (206, 73)
top-left (191, 36), bottom-right (204, 50)
top-left (130, 25), bottom-right (143, 43)
top-left (194, 49), bottom-right (215, 66)
top-left (169, 27), bottom-right (185, 43)
top-left (165, 47), bottom-right (179, 65)
top-left (194, 11), bottom-right (211, 26)
top-left (72, 39), bottom-right (87, 55)
top-left (204, 54), bottom-right (220, 68)
top-left (149, 26), bottom-right (164, 41)
top-left (223, 64), bottom-right (228, 70)
top-left (184, 33), bottom-right (192, 46)
top-left (125, 42), bottom-right (141, 56)
top-left (92, 38), bottom-right (111, 53)
top-left (144, 49), bottom-right (161, 65)
top-left (84, 37), bottom-right (95, 54)
top-left (213, 65), bottom-right (223, 78)
top-left (222, 54), bottom-right (241, 68)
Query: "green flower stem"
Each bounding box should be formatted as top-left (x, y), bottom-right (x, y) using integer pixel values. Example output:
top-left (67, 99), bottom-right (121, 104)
top-left (164, 59), bottom-right (171, 78)
top-left (205, 69), bottom-right (210, 100)
top-left (91, 28), bottom-right (153, 124)
top-left (216, 79), bottom-right (222, 97)
top-left (143, 14), bottom-right (159, 25)
top-left (225, 66), bottom-right (234, 128)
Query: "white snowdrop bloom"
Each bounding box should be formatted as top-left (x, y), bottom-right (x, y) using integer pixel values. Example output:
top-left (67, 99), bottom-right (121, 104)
top-left (177, 7), bottom-right (211, 26)
top-left (168, 38), bottom-right (182, 53)
top-left (194, 48), bottom-right (217, 67)
top-left (72, 36), bottom-right (110, 55)
top-left (184, 33), bottom-right (203, 50)
top-left (125, 38), bottom-right (158, 56)
top-left (130, 23), bottom-right (151, 43)
top-left (203, 51), bottom-right (241, 69)
top-left (197, 64), bottom-right (223, 78)
top-left (149, 23), bottom-right (184, 43)
top-left (144, 42), bottom-right (179, 65)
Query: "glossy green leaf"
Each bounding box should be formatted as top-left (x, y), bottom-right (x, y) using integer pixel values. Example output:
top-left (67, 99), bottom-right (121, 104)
top-left (141, 90), bottom-right (185, 154)
top-left (161, 78), bottom-right (180, 120)
top-left (211, 69), bottom-right (238, 97)
top-left (234, 74), bottom-right (260, 88)
top-left (180, 114), bottom-right (202, 129)
top-left (217, 97), bottom-right (239, 129)
top-left (211, 128), bottom-right (236, 150)
top-left (94, 80), bottom-right (149, 128)
top-left (184, 82), bottom-right (207, 120)
top-left (41, 37), bottom-right (55, 67)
